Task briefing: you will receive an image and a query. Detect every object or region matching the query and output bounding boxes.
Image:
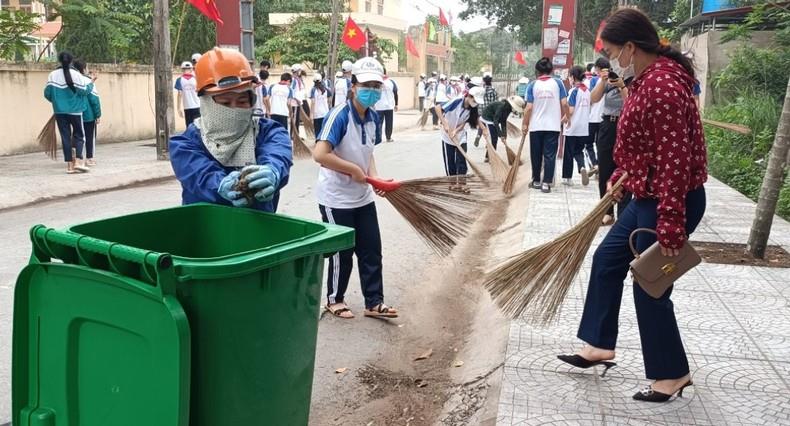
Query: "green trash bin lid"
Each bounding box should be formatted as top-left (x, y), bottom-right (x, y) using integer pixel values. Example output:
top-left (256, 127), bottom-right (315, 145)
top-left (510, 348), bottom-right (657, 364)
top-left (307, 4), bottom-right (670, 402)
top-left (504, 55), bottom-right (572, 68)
top-left (13, 263), bottom-right (191, 426)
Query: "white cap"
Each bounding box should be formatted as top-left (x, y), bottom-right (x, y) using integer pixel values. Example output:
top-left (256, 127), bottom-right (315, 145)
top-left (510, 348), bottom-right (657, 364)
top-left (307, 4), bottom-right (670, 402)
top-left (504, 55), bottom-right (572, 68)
top-left (191, 53), bottom-right (202, 62)
top-left (313, 73), bottom-right (322, 81)
top-left (450, 75), bottom-right (459, 81)
top-left (506, 95), bottom-right (526, 113)
top-left (518, 76), bottom-right (530, 84)
top-left (341, 60), bottom-right (353, 72)
top-left (420, 73), bottom-right (426, 78)
top-left (335, 71), bottom-right (343, 78)
top-left (291, 63), bottom-right (303, 71)
top-left (352, 57), bottom-right (384, 83)
top-left (439, 74), bottom-right (447, 80)
top-left (181, 61), bottom-right (193, 69)
top-left (467, 86), bottom-right (485, 105)
top-left (483, 71), bottom-right (492, 78)
top-left (470, 76), bottom-right (484, 87)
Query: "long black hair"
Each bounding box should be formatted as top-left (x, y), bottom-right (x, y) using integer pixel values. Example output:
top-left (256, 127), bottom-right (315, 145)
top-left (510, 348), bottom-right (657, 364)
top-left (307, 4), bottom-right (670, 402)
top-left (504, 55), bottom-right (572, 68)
top-left (600, 8), bottom-right (695, 78)
top-left (464, 95), bottom-right (479, 127)
top-left (73, 59), bottom-right (87, 75)
top-left (58, 51), bottom-right (75, 92)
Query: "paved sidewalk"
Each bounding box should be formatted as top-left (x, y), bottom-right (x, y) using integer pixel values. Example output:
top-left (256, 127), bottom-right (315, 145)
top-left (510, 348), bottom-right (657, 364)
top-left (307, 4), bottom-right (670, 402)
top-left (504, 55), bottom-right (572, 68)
top-left (0, 111), bottom-right (421, 211)
top-left (496, 174), bottom-right (790, 425)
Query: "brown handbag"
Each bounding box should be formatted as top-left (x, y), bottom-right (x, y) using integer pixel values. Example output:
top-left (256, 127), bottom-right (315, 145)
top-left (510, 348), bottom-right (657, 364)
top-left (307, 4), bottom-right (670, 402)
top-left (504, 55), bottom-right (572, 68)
top-left (628, 228), bottom-right (701, 298)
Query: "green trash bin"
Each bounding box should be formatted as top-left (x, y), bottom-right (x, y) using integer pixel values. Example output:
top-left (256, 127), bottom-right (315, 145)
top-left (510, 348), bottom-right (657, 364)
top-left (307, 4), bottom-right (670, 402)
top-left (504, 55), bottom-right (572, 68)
top-left (13, 203), bottom-right (354, 426)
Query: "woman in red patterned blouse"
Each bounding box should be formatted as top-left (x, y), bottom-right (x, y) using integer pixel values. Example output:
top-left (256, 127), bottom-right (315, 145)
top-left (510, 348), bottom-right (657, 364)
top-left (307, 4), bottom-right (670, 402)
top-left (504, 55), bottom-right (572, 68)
top-left (557, 8), bottom-right (708, 403)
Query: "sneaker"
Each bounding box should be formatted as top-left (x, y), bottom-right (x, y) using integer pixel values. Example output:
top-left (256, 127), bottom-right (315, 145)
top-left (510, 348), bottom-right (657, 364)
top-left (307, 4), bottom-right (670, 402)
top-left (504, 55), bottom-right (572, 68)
top-left (562, 178), bottom-right (572, 186)
top-left (580, 168), bottom-right (590, 186)
top-left (386, 138), bottom-right (394, 143)
top-left (473, 136), bottom-right (480, 147)
top-left (530, 181), bottom-right (542, 189)
top-left (541, 183), bottom-right (551, 193)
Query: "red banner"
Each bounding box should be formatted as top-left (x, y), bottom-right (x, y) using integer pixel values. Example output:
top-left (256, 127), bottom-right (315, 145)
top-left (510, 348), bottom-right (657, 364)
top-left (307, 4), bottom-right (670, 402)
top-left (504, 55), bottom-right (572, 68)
top-left (439, 9), bottom-right (449, 26)
top-left (406, 35), bottom-right (420, 58)
top-left (187, 0), bottom-right (223, 25)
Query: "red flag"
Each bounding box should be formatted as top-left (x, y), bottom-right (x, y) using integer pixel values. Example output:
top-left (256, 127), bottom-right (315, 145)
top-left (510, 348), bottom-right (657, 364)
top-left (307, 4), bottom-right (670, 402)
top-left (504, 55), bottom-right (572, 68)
top-left (186, 0), bottom-right (223, 25)
top-left (406, 35), bottom-right (420, 58)
top-left (439, 8), bottom-right (449, 26)
top-left (515, 50), bottom-right (526, 65)
top-left (341, 17), bottom-right (366, 51)
top-left (594, 20), bottom-right (606, 52)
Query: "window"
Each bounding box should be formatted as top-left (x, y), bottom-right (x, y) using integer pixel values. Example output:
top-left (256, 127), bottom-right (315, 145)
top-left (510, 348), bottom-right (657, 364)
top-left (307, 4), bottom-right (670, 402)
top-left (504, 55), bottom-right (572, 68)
top-left (365, 0), bottom-right (371, 12)
top-left (377, 0), bottom-right (383, 15)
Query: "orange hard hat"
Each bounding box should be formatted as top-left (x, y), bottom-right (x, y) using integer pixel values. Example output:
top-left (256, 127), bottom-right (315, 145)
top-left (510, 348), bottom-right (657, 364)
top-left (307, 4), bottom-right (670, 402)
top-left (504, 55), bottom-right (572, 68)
top-left (195, 47), bottom-right (256, 95)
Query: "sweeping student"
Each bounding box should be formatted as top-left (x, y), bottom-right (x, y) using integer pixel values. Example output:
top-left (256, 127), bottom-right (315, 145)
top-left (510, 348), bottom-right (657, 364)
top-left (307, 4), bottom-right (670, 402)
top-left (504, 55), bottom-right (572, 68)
top-left (417, 74), bottom-right (427, 112)
top-left (558, 8), bottom-right (707, 403)
top-left (312, 57), bottom-right (398, 320)
top-left (169, 48), bottom-right (293, 213)
top-left (561, 66), bottom-right (592, 186)
top-left (480, 95), bottom-right (525, 161)
top-left (435, 87), bottom-right (485, 191)
top-left (521, 57), bottom-right (569, 193)
top-left (44, 51), bottom-right (94, 174)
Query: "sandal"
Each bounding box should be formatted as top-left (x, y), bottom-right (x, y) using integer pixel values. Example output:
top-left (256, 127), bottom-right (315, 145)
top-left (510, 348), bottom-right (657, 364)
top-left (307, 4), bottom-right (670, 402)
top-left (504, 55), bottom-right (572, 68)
top-left (602, 214), bottom-right (614, 226)
top-left (325, 303), bottom-right (354, 319)
top-left (364, 303), bottom-right (398, 319)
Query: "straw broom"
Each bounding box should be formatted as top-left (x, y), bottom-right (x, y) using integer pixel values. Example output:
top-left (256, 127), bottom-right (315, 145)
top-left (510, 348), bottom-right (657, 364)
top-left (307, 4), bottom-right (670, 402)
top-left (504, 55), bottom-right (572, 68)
top-left (482, 128), bottom-right (509, 183)
top-left (416, 109), bottom-right (430, 128)
top-left (300, 106), bottom-right (316, 139)
top-left (37, 115), bottom-right (58, 160)
top-left (702, 118), bottom-right (751, 135)
top-left (506, 121), bottom-right (522, 138)
top-left (366, 175), bottom-right (491, 256)
top-left (500, 136), bottom-right (518, 166)
top-left (290, 120), bottom-right (313, 159)
top-left (503, 133), bottom-right (527, 194)
top-left (483, 173), bottom-right (629, 323)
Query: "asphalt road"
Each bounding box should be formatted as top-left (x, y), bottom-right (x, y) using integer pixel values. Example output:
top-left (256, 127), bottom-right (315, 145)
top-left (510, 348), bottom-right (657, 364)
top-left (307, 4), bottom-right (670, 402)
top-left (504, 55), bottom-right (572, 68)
top-left (0, 125), bottom-right (498, 424)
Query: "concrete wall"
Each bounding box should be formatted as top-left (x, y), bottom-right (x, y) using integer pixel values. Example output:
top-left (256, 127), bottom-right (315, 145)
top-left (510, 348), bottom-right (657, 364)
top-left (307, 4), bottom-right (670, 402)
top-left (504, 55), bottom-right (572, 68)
top-left (389, 72), bottom-right (416, 109)
top-left (0, 62), bottom-right (184, 156)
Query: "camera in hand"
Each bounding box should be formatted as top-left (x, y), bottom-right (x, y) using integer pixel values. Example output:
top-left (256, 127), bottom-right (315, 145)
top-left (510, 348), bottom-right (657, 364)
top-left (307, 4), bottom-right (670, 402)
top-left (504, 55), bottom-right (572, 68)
top-left (608, 71), bottom-right (619, 81)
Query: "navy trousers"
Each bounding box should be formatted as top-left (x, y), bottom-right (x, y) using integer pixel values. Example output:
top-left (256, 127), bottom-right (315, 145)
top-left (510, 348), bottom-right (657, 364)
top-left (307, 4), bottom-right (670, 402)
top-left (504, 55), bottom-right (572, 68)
top-left (529, 131), bottom-right (559, 184)
top-left (55, 113), bottom-right (84, 162)
top-left (577, 186), bottom-right (706, 380)
top-left (585, 122), bottom-right (600, 166)
top-left (270, 114), bottom-right (289, 130)
top-left (319, 202), bottom-right (384, 309)
top-left (83, 120), bottom-right (96, 159)
top-left (442, 141), bottom-right (468, 176)
top-left (561, 135), bottom-right (586, 179)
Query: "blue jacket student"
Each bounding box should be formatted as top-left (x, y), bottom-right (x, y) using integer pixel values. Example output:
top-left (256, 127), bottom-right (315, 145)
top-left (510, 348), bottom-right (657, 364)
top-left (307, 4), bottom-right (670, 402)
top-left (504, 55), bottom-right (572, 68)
top-left (169, 47), bottom-right (293, 213)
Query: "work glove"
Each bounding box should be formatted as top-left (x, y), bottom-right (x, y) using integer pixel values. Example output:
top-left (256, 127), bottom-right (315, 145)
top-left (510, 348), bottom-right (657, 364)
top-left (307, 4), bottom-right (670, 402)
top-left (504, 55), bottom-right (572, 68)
top-left (217, 171), bottom-right (249, 207)
top-left (242, 164), bottom-right (280, 202)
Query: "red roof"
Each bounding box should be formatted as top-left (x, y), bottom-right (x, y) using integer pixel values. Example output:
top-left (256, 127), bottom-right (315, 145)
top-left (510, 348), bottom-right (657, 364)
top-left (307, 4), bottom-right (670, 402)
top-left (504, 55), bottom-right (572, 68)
top-left (31, 21), bottom-right (62, 38)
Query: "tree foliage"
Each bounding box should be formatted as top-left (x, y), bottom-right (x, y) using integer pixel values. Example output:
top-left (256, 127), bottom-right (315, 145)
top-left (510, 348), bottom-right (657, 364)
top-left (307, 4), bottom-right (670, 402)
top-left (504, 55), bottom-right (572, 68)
top-left (0, 9), bottom-right (39, 60)
top-left (253, 0), bottom-right (333, 63)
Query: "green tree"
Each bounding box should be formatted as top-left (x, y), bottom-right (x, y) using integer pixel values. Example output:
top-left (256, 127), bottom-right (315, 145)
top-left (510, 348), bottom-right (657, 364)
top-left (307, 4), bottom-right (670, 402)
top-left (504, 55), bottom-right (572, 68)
top-left (170, 2), bottom-right (217, 64)
top-left (253, 0), bottom-right (333, 63)
top-left (0, 9), bottom-right (39, 60)
top-left (258, 15), bottom-right (355, 70)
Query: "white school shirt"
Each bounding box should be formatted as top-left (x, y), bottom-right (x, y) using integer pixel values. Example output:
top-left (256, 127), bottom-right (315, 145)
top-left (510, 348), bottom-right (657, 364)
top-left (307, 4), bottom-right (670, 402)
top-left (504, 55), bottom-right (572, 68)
top-left (268, 82), bottom-right (293, 116)
top-left (316, 103), bottom-right (382, 209)
top-left (374, 78), bottom-right (398, 111)
top-left (310, 86), bottom-right (330, 119)
top-left (524, 75), bottom-right (567, 132)
top-left (440, 98), bottom-right (472, 145)
top-left (174, 73), bottom-right (200, 110)
top-left (254, 84), bottom-right (268, 114)
top-left (435, 82), bottom-right (450, 103)
top-left (565, 84), bottom-right (591, 137)
top-left (417, 80), bottom-right (426, 97)
top-left (333, 77), bottom-right (351, 107)
top-left (587, 76), bottom-right (604, 123)
top-left (291, 77), bottom-right (307, 102)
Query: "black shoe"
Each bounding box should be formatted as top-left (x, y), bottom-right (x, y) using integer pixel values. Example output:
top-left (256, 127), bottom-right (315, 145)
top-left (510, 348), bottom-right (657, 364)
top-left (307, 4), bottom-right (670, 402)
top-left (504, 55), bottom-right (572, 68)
top-left (632, 381), bottom-right (693, 402)
top-left (530, 181), bottom-right (542, 189)
top-left (541, 183), bottom-right (551, 193)
top-left (557, 354), bottom-right (617, 377)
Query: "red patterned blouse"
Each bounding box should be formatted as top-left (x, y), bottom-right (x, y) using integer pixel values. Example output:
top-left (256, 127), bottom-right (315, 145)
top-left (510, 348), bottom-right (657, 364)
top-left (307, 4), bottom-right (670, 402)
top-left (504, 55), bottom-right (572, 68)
top-left (610, 56), bottom-right (708, 249)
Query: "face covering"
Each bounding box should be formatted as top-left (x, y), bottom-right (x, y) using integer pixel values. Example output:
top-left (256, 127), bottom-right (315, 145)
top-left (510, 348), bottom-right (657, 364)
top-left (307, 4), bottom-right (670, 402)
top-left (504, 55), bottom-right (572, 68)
top-left (356, 88), bottom-right (382, 108)
top-left (195, 95), bottom-right (257, 167)
top-left (611, 46), bottom-right (635, 81)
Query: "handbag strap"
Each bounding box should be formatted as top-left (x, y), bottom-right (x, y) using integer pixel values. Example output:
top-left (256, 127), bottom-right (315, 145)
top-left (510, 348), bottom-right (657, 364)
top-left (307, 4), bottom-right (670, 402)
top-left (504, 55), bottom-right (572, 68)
top-left (628, 228), bottom-right (658, 259)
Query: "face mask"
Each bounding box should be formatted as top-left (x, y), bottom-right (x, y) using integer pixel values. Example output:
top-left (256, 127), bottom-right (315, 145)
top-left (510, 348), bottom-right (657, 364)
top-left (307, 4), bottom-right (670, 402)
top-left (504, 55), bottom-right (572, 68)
top-left (196, 95), bottom-right (257, 167)
top-left (356, 88), bottom-right (382, 108)
top-left (611, 46), bottom-right (635, 80)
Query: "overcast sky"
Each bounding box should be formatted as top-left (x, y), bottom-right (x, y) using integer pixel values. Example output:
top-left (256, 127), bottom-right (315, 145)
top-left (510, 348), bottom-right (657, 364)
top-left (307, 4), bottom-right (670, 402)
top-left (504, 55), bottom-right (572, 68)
top-left (402, 0), bottom-right (494, 34)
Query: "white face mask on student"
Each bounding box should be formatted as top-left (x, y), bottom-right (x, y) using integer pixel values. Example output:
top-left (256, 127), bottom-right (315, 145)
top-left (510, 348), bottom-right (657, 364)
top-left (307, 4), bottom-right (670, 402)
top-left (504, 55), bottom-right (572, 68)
top-left (611, 45), bottom-right (635, 81)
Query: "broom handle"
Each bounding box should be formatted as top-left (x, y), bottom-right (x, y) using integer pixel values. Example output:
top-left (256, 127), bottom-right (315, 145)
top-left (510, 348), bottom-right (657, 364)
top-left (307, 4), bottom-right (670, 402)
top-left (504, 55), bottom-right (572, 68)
top-left (607, 172), bottom-right (630, 203)
top-left (701, 118), bottom-right (751, 135)
top-left (448, 129), bottom-right (488, 180)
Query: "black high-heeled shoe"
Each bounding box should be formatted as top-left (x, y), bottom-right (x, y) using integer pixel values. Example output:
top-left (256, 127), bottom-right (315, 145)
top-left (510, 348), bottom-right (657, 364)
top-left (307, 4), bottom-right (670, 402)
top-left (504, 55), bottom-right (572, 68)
top-left (557, 354), bottom-right (617, 377)
top-left (632, 380), bottom-right (693, 402)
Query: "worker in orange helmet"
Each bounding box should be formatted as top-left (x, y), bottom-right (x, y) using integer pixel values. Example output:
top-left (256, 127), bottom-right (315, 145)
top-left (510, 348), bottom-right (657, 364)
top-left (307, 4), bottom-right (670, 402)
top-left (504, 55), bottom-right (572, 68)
top-left (169, 47), bottom-right (293, 212)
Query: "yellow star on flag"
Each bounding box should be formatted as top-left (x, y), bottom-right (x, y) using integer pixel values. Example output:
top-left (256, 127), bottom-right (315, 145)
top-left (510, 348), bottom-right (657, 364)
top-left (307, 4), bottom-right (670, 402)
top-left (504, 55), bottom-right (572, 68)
top-left (347, 28), bottom-right (357, 38)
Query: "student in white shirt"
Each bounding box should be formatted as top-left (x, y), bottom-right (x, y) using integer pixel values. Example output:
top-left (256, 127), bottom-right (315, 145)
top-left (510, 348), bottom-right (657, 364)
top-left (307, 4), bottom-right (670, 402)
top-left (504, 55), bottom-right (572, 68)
top-left (310, 73), bottom-right (330, 136)
top-left (374, 68), bottom-right (399, 142)
top-left (175, 61), bottom-right (201, 127)
top-left (522, 57), bottom-right (569, 193)
top-left (253, 69), bottom-right (271, 117)
top-left (417, 74), bottom-right (427, 112)
top-left (333, 61), bottom-right (354, 107)
top-left (290, 63), bottom-right (308, 131)
top-left (312, 57), bottom-right (398, 320)
top-left (585, 65), bottom-right (603, 172)
top-left (268, 73), bottom-right (294, 129)
top-left (562, 66), bottom-right (592, 186)
top-left (435, 87), bottom-right (485, 192)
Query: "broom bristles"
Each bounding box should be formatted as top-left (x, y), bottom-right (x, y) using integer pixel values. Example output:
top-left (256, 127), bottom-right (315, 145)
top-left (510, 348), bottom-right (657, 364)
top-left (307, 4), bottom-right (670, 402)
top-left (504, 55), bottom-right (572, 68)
top-left (290, 125), bottom-right (313, 159)
top-left (503, 134), bottom-right (527, 194)
top-left (300, 107), bottom-right (316, 138)
top-left (37, 115), bottom-right (58, 160)
top-left (417, 109), bottom-right (430, 127)
top-left (483, 173), bottom-right (629, 323)
top-left (500, 138), bottom-right (519, 166)
top-left (383, 175), bottom-right (492, 256)
top-left (506, 121), bottom-right (522, 139)
top-left (483, 133), bottom-right (509, 183)
top-left (702, 118), bottom-right (751, 135)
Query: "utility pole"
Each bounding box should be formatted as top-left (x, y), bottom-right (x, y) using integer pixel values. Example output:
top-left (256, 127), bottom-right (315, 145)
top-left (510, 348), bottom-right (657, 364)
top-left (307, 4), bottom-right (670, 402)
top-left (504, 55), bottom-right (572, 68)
top-left (327, 0), bottom-right (340, 83)
top-left (153, 0), bottom-right (174, 161)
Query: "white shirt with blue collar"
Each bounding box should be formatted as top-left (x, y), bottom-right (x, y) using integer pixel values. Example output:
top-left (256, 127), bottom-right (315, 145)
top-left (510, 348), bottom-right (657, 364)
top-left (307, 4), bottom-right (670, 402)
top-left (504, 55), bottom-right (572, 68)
top-left (316, 102), bottom-right (382, 209)
top-left (440, 98), bottom-right (472, 145)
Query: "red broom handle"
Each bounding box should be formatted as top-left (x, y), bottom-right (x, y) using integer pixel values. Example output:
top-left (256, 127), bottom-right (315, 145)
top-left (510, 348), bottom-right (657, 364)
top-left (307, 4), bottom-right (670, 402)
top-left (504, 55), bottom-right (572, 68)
top-left (319, 166), bottom-right (403, 192)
